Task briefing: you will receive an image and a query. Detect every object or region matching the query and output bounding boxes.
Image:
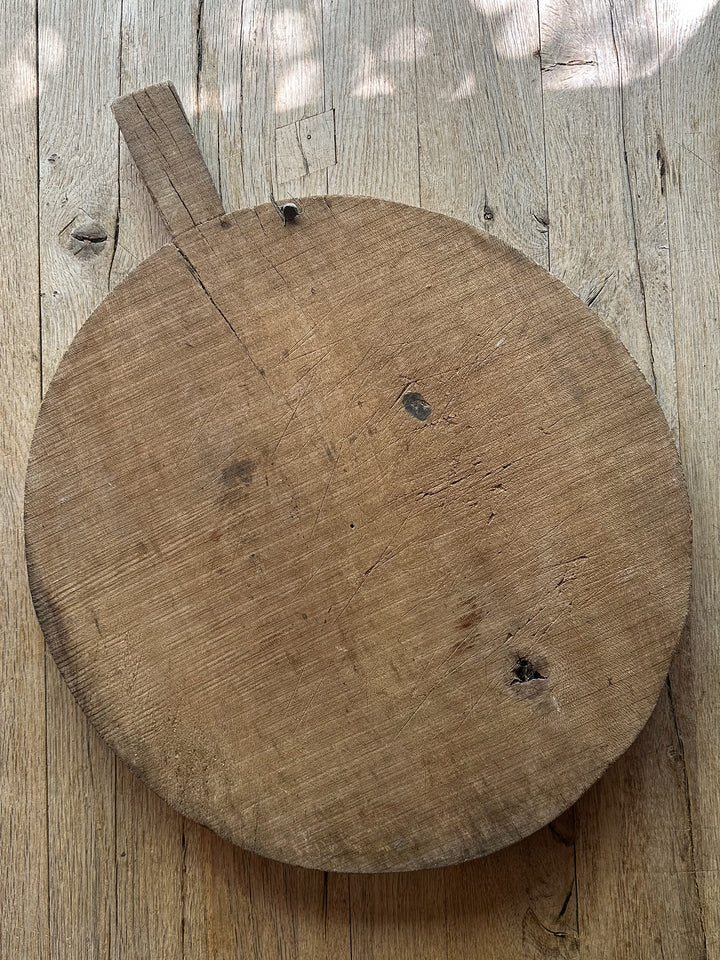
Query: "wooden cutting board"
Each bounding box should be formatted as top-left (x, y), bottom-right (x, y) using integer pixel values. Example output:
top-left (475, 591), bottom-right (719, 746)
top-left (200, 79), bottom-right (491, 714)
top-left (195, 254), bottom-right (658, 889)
top-left (24, 82), bottom-right (691, 873)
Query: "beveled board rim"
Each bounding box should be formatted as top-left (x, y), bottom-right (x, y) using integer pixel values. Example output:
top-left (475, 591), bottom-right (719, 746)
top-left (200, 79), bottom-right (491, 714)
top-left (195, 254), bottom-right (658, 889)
top-left (25, 193), bottom-right (692, 872)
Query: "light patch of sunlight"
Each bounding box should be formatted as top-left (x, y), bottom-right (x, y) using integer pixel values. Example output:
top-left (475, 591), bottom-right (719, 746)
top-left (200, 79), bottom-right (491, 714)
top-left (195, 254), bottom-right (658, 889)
top-left (275, 60), bottom-right (322, 113)
top-left (676, 0), bottom-right (716, 21)
top-left (273, 8), bottom-right (314, 57)
top-left (468, 0), bottom-right (517, 7)
top-left (381, 25), bottom-right (430, 62)
top-left (351, 47), bottom-right (395, 98)
top-left (39, 28), bottom-right (65, 72)
top-left (219, 77), bottom-right (243, 109)
top-left (443, 72), bottom-right (477, 101)
top-left (490, 9), bottom-right (541, 61)
top-left (352, 73), bottom-right (395, 97)
top-left (4, 53), bottom-right (35, 105)
top-left (468, 0), bottom-right (717, 88)
top-left (197, 85), bottom-right (221, 118)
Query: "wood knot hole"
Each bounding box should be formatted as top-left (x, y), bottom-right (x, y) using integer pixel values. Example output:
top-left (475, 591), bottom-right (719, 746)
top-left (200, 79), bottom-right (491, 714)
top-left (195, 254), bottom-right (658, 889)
top-left (68, 221), bottom-right (108, 258)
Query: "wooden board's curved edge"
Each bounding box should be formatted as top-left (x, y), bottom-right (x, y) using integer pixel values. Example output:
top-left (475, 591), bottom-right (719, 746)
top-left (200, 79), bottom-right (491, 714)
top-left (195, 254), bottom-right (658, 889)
top-left (23, 197), bottom-right (693, 872)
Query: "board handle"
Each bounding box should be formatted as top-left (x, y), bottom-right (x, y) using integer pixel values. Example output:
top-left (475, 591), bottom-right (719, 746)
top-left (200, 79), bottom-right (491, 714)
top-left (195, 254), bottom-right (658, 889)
top-left (112, 82), bottom-right (225, 239)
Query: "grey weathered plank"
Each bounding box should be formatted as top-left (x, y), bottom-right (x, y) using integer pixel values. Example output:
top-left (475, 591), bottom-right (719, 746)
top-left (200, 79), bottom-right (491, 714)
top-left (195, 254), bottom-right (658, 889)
top-left (415, 0), bottom-right (549, 264)
top-left (0, 2), bottom-right (48, 956)
top-left (38, 0), bottom-right (121, 955)
top-left (375, 2), bottom-right (578, 955)
top-left (109, 3), bottom-right (198, 956)
top-left (539, 1), bottom-right (705, 955)
top-left (270, 0), bottom-right (331, 200)
top-left (325, 0), bottom-right (420, 203)
top-left (659, 1), bottom-right (720, 954)
top-left (13, 0), bottom-right (715, 956)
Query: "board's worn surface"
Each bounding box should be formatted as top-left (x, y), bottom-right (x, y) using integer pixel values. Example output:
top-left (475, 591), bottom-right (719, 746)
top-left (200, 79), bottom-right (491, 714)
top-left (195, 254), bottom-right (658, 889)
top-left (5, 0), bottom-right (719, 955)
top-left (24, 86), bottom-right (690, 873)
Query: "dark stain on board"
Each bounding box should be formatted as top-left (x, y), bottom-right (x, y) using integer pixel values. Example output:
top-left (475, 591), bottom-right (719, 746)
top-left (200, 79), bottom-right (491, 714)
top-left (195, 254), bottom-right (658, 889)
top-left (457, 598), bottom-right (484, 632)
top-left (402, 392), bottom-right (432, 422)
top-left (25, 562), bottom-right (77, 680)
top-left (217, 459), bottom-right (256, 509)
top-left (221, 459), bottom-right (255, 486)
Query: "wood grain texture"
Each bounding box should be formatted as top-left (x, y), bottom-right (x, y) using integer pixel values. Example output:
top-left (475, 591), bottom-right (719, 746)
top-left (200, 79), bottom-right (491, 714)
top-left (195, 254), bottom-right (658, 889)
top-left (659, 1), bottom-right (720, 954)
top-left (109, 8), bottom-right (199, 958)
top-left (325, 0), bottom-right (420, 203)
top-left (415, 0), bottom-right (548, 262)
top-left (38, 2), bottom-right (121, 955)
top-left (3, 0), bottom-right (717, 954)
top-left (405, 9), bottom-right (583, 955)
top-left (111, 84), bottom-right (224, 238)
top-left (26, 150), bottom-right (691, 874)
top-left (0, 2), bottom-right (47, 958)
top-left (538, 3), bottom-right (707, 956)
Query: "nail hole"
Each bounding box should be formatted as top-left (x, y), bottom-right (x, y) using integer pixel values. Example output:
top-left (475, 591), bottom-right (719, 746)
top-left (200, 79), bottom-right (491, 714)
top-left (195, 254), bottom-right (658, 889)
top-left (402, 391), bottom-right (432, 421)
top-left (510, 657), bottom-right (546, 685)
top-left (281, 202), bottom-right (300, 222)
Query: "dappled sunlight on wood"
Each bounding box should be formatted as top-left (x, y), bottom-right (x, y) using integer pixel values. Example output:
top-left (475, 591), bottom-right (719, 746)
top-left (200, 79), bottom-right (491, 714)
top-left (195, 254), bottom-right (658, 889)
top-left (2, 45), bottom-right (35, 106)
top-left (4, 0), bottom-right (719, 954)
top-left (350, 52), bottom-right (396, 98)
top-left (273, 7), bottom-right (324, 114)
top-left (275, 59), bottom-right (323, 112)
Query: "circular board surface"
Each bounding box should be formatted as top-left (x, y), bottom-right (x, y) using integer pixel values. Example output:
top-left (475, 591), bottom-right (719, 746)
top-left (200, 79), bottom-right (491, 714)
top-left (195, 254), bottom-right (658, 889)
top-left (25, 194), bottom-right (690, 872)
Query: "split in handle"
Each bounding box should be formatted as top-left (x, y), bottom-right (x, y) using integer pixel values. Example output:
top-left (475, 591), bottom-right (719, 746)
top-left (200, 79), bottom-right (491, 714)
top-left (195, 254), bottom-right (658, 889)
top-left (112, 82), bottom-right (225, 239)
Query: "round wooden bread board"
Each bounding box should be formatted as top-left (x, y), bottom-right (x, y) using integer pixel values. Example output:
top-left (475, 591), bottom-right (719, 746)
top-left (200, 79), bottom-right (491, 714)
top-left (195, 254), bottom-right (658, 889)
top-left (24, 83), bottom-right (691, 873)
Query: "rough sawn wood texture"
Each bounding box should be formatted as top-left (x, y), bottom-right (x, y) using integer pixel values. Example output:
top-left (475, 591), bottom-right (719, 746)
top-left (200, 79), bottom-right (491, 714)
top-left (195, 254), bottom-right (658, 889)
top-left (3, 0), bottom-right (718, 956)
top-left (24, 83), bottom-right (690, 873)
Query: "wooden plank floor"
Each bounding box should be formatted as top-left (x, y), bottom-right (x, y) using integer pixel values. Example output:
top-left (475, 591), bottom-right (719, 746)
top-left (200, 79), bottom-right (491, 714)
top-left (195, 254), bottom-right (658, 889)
top-left (2, 0), bottom-right (718, 956)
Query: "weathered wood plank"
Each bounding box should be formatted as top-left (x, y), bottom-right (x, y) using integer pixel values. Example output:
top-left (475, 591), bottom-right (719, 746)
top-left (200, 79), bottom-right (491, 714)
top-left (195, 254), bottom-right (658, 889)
top-left (234, 0), bottom-right (277, 209)
top-left (325, 0), bottom-right (419, 203)
top-left (114, 775), bottom-right (184, 960)
top-left (415, 0), bottom-right (549, 264)
top-left (109, 3), bottom-right (198, 957)
top-left (540, 0), bottom-right (660, 394)
top-left (275, 110), bottom-right (337, 189)
top-left (539, 1), bottom-right (705, 956)
top-left (321, 4), bottom-right (418, 951)
top-left (577, 671), bottom-right (706, 959)
top-left (186, 0), bottom-right (420, 948)
top-left (0, 3), bottom-right (47, 957)
top-left (112, 83), bottom-right (225, 238)
top-left (658, 1), bottom-right (720, 954)
top-left (183, 10), bottom-right (351, 956)
top-left (38, 0), bottom-right (121, 955)
top-left (183, 827), bottom-right (352, 960)
top-left (271, 0), bottom-right (331, 201)
top-left (39, 0), bottom-right (123, 374)
top-left (14, 1), bottom-right (715, 957)
top-left (602, 0), bottom-right (679, 438)
top-left (362, 3), bottom-right (576, 957)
